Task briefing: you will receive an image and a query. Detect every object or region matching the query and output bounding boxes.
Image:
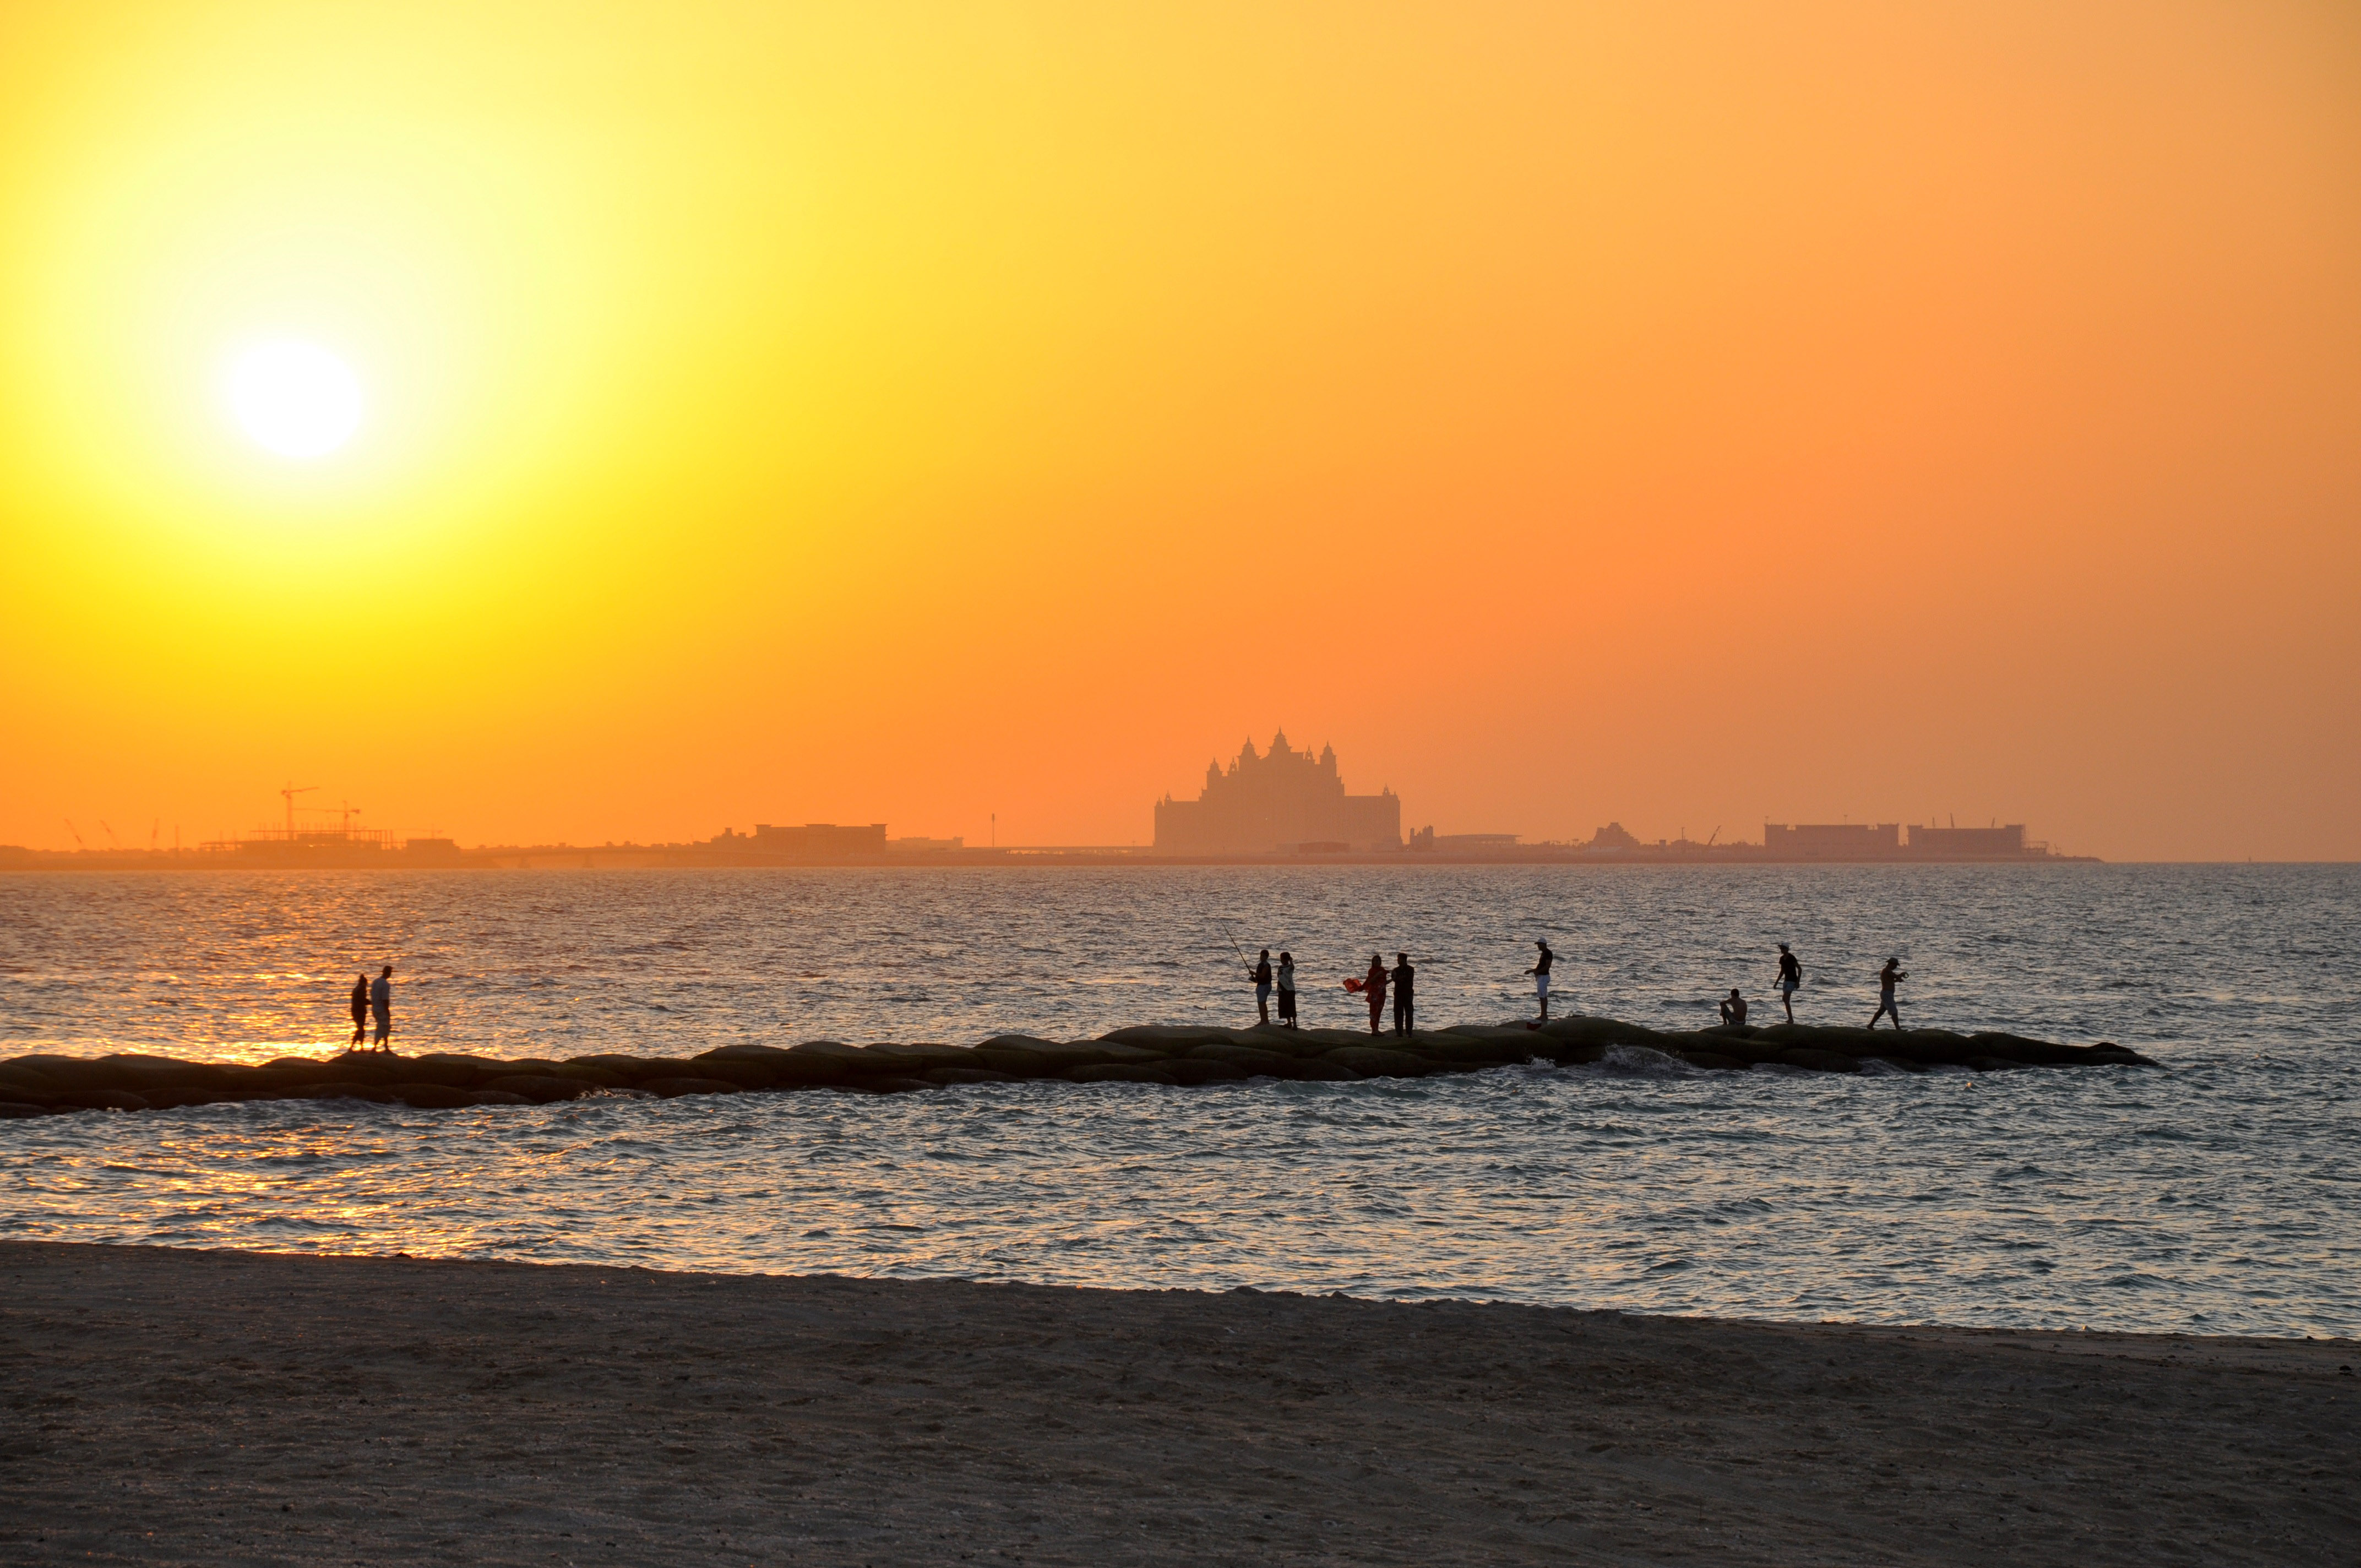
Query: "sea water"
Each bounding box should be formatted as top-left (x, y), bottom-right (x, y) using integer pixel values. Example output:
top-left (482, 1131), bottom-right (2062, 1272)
top-left (1, 864), bottom-right (2353, 1335)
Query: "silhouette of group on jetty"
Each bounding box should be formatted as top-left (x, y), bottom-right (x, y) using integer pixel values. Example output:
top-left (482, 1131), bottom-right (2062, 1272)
top-left (1236, 938), bottom-right (1913, 1033)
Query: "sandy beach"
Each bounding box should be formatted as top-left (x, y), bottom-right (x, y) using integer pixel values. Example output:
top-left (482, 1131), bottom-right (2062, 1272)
top-left (2, 1242), bottom-right (2352, 1565)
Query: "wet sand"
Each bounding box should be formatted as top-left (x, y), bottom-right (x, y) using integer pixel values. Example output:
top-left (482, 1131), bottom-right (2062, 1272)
top-left (2, 1242), bottom-right (2352, 1565)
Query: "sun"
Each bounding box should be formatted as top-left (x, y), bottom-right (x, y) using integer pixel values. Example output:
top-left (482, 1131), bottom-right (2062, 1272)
top-left (225, 340), bottom-right (364, 460)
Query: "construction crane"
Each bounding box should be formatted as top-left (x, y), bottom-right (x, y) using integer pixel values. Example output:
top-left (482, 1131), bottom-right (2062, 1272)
top-left (280, 783), bottom-right (319, 836)
top-left (63, 818), bottom-right (85, 849)
top-left (99, 820), bottom-right (122, 848)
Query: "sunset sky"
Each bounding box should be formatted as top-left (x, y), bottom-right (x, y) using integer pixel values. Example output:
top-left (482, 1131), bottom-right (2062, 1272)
top-left (3, 2), bottom-right (2355, 860)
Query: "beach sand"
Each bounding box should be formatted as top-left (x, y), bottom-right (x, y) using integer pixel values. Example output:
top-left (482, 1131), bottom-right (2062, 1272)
top-left (2, 1242), bottom-right (2351, 1565)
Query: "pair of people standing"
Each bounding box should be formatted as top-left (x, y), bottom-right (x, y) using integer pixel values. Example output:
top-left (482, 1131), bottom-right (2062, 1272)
top-left (1250, 949), bottom-right (1299, 1028)
top-left (346, 965), bottom-right (394, 1051)
top-left (1359, 953), bottom-right (1414, 1036)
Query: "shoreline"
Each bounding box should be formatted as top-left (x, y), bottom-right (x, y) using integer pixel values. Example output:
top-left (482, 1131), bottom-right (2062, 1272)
top-left (5, 1240), bottom-right (2352, 1565)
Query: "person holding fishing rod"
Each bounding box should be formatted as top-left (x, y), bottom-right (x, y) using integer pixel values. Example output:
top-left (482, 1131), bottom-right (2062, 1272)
top-left (1213, 916), bottom-right (1277, 1028)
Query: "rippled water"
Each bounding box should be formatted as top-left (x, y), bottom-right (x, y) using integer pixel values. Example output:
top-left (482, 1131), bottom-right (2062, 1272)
top-left (2, 866), bottom-right (2354, 1334)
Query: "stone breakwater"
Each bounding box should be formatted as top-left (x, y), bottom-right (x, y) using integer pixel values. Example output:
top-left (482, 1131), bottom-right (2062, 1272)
top-left (0, 1018), bottom-right (2154, 1116)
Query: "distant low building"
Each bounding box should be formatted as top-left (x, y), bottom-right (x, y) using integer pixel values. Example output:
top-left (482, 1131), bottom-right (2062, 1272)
top-left (754, 823), bottom-right (887, 859)
top-left (1907, 824), bottom-right (2028, 857)
top-left (1155, 732), bottom-right (1401, 854)
top-left (1765, 823), bottom-right (1902, 857)
top-left (888, 835), bottom-right (966, 852)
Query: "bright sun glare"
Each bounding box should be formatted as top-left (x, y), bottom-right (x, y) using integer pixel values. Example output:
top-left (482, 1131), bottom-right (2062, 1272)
top-left (226, 340), bottom-right (363, 459)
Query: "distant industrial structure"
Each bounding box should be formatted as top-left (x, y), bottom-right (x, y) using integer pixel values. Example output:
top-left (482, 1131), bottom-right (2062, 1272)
top-left (1154, 733), bottom-right (1402, 854)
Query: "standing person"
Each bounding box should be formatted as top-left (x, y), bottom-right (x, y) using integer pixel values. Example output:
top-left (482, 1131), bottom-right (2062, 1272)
top-left (347, 973), bottom-right (370, 1049)
top-left (1775, 943), bottom-right (1803, 1023)
top-left (1391, 952), bottom-right (1416, 1036)
top-left (1528, 939), bottom-right (1557, 1024)
top-left (370, 964), bottom-right (394, 1051)
top-left (1719, 988), bottom-right (1749, 1026)
top-left (1362, 954), bottom-right (1389, 1036)
top-left (1868, 957), bottom-right (1907, 1030)
top-left (1251, 949), bottom-right (1274, 1026)
top-left (1275, 951), bottom-right (1298, 1029)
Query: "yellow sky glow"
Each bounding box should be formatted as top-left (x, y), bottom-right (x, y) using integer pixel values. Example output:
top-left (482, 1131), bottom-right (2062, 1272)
top-left (3, 2), bottom-right (2357, 858)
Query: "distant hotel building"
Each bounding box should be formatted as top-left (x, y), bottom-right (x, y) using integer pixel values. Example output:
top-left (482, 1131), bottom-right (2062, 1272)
top-left (1155, 733), bottom-right (1402, 854)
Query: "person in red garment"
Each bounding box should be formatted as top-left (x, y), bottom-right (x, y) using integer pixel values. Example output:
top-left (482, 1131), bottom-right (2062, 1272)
top-left (1358, 953), bottom-right (1389, 1035)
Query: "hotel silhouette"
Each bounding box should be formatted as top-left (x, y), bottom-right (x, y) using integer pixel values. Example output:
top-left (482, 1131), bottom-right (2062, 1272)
top-left (1155, 733), bottom-right (1402, 854)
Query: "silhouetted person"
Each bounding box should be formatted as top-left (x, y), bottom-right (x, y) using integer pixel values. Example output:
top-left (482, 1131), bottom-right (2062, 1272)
top-left (1362, 954), bottom-right (1389, 1035)
top-left (1528, 939), bottom-right (1557, 1024)
top-left (1276, 951), bottom-right (1298, 1028)
top-left (1775, 943), bottom-right (1803, 1023)
top-left (1720, 988), bottom-right (1748, 1027)
top-left (1868, 957), bottom-right (1906, 1030)
top-left (1251, 949), bottom-right (1274, 1026)
top-left (1391, 952), bottom-right (1415, 1036)
top-left (371, 964), bottom-right (394, 1050)
top-left (347, 973), bottom-right (370, 1048)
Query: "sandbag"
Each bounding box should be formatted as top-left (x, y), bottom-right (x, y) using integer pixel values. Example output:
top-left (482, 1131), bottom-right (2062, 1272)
top-left (1321, 1047), bottom-right (1429, 1079)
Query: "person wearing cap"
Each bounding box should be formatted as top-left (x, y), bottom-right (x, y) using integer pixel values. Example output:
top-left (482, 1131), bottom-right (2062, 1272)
top-left (1775, 943), bottom-right (1803, 1023)
top-left (1528, 939), bottom-right (1558, 1023)
top-left (1868, 957), bottom-right (1907, 1030)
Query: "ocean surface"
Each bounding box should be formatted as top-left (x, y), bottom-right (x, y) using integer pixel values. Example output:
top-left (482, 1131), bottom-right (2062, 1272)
top-left (1, 865), bottom-right (2354, 1336)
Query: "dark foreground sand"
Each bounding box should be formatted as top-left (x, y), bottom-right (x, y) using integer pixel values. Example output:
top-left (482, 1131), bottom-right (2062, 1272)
top-left (2, 1243), bottom-right (2352, 1566)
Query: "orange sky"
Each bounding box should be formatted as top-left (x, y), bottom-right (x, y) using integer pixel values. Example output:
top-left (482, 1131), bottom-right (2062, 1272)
top-left (2, 2), bottom-right (2356, 859)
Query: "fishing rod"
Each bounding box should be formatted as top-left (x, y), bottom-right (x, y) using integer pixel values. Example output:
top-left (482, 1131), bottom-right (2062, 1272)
top-left (1212, 912), bottom-right (1255, 979)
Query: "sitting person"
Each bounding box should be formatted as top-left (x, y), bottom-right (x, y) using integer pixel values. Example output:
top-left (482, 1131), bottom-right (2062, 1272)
top-left (1718, 988), bottom-right (1749, 1027)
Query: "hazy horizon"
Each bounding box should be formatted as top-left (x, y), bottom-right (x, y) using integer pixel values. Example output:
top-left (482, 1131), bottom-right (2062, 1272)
top-left (4, 3), bottom-right (2356, 861)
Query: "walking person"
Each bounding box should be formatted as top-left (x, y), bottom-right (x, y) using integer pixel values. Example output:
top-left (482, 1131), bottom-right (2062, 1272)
top-left (1276, 951), bottom-right (1298, 1028)
top-left (369, 963), bottom-right (394, 1051)
top-left (1528, 939), bottom-right (1557, 1024)
top-left (1868, 957), bottom-right (1906, 1030)
top-left (347, 973), bottom-right (370, 1048)
top-left (1361, 953), bottom-right (1389, 1036)
top-left (1251, 949), bottom-right (1275, 1026)
top-left (1775, 943), bottom-right (1803, 1023)
top-left (1391, 952), bottom-right (1416, 1036)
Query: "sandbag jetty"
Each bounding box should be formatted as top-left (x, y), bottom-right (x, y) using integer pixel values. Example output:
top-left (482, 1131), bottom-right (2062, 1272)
top-left (0, 1017), bottom-right (2154, 1115)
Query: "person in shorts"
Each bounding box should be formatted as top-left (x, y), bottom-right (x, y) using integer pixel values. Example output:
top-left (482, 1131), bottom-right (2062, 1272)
top-left (1528, 939), bottom-right (1558, 1023)
top-left (1719, 988), bottom-right (1749, 1026)
top-left (1868, 957), bottom-right (1907, 1030)
top-left (1276, 951), bottom-right (1298, 1028)
top-left (1775, 943), bottom-right (1803, 1023)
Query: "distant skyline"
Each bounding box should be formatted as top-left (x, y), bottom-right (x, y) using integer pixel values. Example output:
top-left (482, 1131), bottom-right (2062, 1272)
top-left (3, 4), bottom-right (2357, 862)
